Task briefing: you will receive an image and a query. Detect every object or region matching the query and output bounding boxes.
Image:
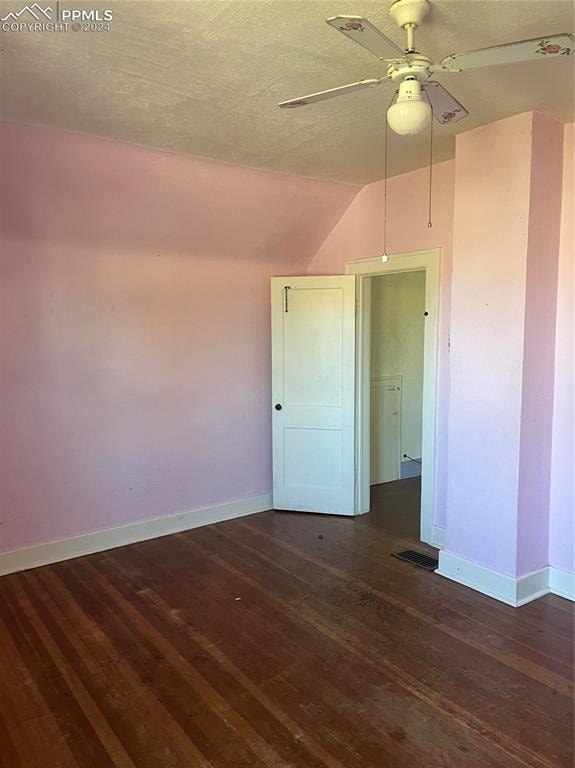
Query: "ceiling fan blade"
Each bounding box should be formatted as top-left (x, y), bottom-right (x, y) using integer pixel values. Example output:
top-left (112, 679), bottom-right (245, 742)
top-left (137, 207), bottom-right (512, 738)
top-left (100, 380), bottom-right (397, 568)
top-left (438, 33), bottom-right (574, 72)
top-left (326, 15), bottom-right (406, 60)
top-left (278, 78), bottom-right (388, 108)
top-left (422, 82), bottom-right (469, 125)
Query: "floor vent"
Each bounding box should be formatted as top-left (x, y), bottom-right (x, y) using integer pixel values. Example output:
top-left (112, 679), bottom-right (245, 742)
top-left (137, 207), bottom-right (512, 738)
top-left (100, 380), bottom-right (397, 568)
top-left (391, 549), bottom-right (438, 571)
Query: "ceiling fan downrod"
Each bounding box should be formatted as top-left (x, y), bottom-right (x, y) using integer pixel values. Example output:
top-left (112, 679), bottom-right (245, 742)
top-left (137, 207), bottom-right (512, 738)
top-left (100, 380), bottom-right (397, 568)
top-left (389, 0), bottom-right (430, 53)
top-left (405, 24), bottom-right (416, 53)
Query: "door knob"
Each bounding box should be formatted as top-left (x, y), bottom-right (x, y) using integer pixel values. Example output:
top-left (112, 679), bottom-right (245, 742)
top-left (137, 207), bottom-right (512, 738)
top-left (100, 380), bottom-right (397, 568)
top-left (275, 404), bottom-right (282, 411)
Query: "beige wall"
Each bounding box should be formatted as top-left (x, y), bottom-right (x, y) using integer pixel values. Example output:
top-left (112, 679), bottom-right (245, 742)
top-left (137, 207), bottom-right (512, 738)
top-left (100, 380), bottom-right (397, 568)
top-left (370, 271), bottom-right (426, 460)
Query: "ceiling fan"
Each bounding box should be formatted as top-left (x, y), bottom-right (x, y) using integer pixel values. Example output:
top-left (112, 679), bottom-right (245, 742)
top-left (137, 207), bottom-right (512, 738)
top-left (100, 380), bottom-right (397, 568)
top-left (278, 0), bottom-right (573, 136)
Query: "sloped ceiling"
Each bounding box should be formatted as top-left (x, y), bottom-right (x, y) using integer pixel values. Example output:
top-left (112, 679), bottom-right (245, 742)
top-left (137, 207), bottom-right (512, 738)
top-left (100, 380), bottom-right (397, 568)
top-left (0, 121), bottom-right (358, 265)
top-left (0, 0), bottom-right (573, 184)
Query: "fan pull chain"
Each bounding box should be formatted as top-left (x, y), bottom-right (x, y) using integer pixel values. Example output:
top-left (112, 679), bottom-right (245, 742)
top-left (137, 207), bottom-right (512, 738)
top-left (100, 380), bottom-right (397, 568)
top-left (427, 112), bottom-right (433, 228)
top-left (382, 91), bottom-right (397, 259)
top-left (382, 107), bottom-right (388, 257)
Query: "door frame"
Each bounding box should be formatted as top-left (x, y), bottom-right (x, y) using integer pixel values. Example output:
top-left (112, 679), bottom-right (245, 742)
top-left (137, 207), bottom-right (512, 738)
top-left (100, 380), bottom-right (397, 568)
top-left (346, 248), bottom-right (441, 546)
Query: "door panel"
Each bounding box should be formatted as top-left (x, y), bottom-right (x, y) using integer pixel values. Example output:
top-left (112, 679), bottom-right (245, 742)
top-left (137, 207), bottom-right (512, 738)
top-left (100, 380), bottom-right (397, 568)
top-left (271, 276), bottom-right (356, 515)
top-left (283, 287), bottom-right (343, 406)
top-left (284, 428), bottom-right (342, 487)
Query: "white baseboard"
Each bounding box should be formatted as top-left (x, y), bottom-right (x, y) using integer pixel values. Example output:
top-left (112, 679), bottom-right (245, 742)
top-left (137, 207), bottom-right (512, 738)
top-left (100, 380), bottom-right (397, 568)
top-left (437, 551), bottom-right (575, 607)
top-left (515, 567), bottom-right (551, 606)
top-left (0, 494), bottom-right (272, 578)
top-left (430, 525), bottom-right (445, 549)
top-left (549, 566), bottom-right (575, 601)
top-left (436, 551), bottom-right (550, 607)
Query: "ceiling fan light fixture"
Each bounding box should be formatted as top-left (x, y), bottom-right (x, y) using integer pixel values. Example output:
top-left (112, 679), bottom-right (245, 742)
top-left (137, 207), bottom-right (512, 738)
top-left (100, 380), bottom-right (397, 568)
top-left (386, 78), bottom-right (431, 135)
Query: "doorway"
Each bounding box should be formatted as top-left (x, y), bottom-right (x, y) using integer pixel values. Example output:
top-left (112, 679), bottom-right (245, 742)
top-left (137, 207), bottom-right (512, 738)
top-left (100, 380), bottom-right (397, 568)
top-left (371, 269), bottom-right (425, 485)
top-left (347, 249), bottom-right (440, 546)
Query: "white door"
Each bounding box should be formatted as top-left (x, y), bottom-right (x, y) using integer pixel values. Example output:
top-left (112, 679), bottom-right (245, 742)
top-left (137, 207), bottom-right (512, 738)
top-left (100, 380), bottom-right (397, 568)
top-left (271, 276), bottom-right (356, 515)
top-left (371, 376), bottom-right (401, 485)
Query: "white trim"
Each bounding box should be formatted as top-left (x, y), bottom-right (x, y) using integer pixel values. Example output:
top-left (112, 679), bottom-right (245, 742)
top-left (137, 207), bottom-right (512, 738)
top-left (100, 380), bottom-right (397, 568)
top-left (437, 550), bottom-right (575, 607)
top-left (347, 249), bottom-right (440, 545)
top-left (354, 272), bottom-right (372, 515)
top-left (549, 566), bottom-right (575, 601)
top-left (436, 551), bottom-right (547, 607)
top-left (515, 568), bottom-right (550, 606)
top-left (430, 525), bottom-right (445, 549)
top-left (0, 494), bottom-right (272, 577)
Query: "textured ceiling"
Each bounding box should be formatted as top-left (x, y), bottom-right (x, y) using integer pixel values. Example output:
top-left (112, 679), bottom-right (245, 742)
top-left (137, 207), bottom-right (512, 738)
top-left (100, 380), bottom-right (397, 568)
top-left (0, 0), bottom-right (573, 184)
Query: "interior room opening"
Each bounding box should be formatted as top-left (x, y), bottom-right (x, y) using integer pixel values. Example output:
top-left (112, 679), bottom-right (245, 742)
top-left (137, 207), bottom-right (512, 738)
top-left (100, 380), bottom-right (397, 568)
top-left (369, 270), bottom-right (426, 538)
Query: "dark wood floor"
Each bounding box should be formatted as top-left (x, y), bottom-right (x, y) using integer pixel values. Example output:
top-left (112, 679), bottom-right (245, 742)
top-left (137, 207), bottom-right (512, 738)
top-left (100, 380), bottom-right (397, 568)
top-left (0, 478), bottom-right (573, 768)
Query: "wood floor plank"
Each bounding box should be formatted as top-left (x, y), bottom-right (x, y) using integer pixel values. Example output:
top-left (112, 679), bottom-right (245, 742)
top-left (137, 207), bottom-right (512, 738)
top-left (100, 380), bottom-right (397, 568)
top-left (17, 571), bottom-right (140, 768)
top-left (0, 578), bottom-right (115, 768)
top-left (85, 555), bottom-right (354, 768)
top-left (250, 507), bottom-right (575, 642)
top-left (0, 623), bottom-right (53, 768)
top-left (232, 517), bottom-right (574, 693)
top-left (104, 545), bottom-right (377, 768)
top-left (40, 564), bottom-right (225, 768)
top-left (177, 526), bottom-right (567, 768)
top-left (219, 519), bottom-right (572, 764)
top-left (110, 529), bottom-right (547, 768)
top-left (0, 681), bottom-right (24, 768)
top-left (77, 558), bottom-right (311, 768)
top-left (0, 479), bottom-right (572, 768)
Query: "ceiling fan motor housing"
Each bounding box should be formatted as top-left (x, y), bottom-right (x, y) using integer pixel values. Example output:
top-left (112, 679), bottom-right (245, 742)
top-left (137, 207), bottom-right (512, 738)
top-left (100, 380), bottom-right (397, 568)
top-left (388, 56), bottom-right (433, 85)
top-left (389, 0), bottom-right (430, 29)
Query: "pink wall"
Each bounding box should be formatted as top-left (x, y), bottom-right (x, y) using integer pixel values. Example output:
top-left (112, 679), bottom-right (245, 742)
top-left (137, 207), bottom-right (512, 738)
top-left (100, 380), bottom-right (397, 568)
top-left (517, 112), bottom-right (563, 575)
top-left (0, 122), bottom-right (358, 552)
top-left (445, 112), bottom-right (563, 578)
top-left (446, 113), bottom-right (531, 575)
top-left (1, 116), bottom-right (572, 580)
top-left (308, 160), bottom-right (455, 529)
top-left (549, 122), bottom-right (574, 574)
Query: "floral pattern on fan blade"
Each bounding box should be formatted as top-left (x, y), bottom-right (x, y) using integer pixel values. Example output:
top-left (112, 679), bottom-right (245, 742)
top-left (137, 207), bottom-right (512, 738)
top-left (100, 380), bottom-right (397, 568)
top-left (341, 21), bottom-right (364, 32)
top-left (441, 108), bottom-right (463, 123)
top-left (536, 39), bottom-right (571, 56)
